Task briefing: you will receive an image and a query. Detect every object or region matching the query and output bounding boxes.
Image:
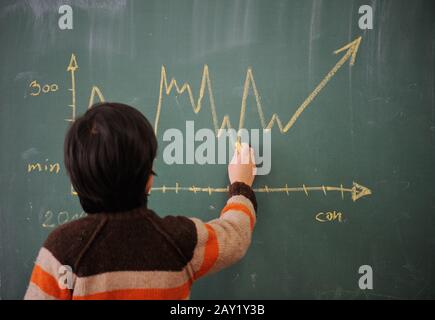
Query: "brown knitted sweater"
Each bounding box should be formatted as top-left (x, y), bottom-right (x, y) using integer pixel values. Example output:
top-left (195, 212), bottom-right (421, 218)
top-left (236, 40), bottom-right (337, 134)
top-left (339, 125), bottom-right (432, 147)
top-left (24, 182), bottom-right (257, 300)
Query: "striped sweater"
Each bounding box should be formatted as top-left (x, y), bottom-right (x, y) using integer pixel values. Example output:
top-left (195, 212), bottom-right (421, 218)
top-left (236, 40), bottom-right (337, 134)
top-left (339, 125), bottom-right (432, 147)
top-left (24, 182), bottom-right (257, 300)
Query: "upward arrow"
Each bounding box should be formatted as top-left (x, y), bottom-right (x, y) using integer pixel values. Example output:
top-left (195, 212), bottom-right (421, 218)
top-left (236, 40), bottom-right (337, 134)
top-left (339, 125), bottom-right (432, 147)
top-left (67, 53), bottom-right (78, 72)
top-left (66, 53), bottom-right (78, 122)
top-left (266, 36), bottom-right (363, 132)
top-left (334, 36), bottom-right (362, 66)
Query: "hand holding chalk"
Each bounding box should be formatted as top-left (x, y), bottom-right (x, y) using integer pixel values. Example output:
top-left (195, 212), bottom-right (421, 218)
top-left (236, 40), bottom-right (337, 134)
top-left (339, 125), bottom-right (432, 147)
top-left (228, 142), bottom-right (256, 187)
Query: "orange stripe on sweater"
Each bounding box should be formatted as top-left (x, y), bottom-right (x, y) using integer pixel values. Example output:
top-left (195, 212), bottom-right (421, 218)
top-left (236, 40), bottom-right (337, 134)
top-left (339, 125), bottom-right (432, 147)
top-left (73, 281), bottom-right (192, 300)
top-left (30, 264), bottom-right (71, 300)
top-left (221, 203), bottom-right (255, 231)
top-left (194, 224), bottom-right (218, 279)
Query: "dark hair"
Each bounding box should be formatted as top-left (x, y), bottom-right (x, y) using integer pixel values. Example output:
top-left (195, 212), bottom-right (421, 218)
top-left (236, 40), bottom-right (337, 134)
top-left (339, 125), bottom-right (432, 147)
top-left (64, 102), bottom-right (157, 213)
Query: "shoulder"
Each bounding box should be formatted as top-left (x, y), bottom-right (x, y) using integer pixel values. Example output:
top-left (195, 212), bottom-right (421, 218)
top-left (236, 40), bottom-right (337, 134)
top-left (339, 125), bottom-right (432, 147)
top-left (148, 211), bottom-right (198, 261)
top-left (160, 214), bottom-right (196, 235)
top-left (150, 212), bottom-right (197, 242)
top-left (43, 215), bottom-right (100, 266)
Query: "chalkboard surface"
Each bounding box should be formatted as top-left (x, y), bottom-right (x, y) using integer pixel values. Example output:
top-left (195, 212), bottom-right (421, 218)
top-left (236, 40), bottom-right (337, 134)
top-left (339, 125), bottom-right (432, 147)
top-left (1, 0), bottom-right (435, 299)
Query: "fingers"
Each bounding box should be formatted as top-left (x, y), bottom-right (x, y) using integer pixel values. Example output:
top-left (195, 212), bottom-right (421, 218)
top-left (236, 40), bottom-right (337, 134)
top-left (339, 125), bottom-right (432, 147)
top-left (228, 143), bottom-right (257, 186)
top-left (231, 143), bottom-right (255, 165)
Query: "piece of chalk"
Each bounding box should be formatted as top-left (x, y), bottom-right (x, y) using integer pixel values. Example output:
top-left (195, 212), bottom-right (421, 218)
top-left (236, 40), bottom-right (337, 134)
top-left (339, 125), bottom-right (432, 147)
top-left (235, 140), bottom-right (241, 153)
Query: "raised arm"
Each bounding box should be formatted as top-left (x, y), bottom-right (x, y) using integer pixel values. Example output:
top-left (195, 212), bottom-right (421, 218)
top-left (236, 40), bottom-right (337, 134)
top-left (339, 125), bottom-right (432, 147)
top-left (189, 143), bottom-right (257, 279)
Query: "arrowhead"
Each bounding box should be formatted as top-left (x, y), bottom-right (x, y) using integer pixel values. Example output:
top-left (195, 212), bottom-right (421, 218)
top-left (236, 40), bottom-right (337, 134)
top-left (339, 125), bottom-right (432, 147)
top-left (67, 53), bottom-right (78, 72)
top-left (351, 181), bottom-right (372, 202)
top-left (333, 36), bottom-right (362, 66)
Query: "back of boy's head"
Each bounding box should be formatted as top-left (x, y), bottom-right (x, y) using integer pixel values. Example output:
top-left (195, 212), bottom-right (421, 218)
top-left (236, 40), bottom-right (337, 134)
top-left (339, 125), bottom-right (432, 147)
top-left (64, 102), bottom-right (157, 213)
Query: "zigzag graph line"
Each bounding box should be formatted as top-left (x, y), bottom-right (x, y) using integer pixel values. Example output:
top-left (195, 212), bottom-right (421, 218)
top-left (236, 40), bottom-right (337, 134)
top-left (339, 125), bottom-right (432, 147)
top-left (153, 36), bottom-right (362, 135)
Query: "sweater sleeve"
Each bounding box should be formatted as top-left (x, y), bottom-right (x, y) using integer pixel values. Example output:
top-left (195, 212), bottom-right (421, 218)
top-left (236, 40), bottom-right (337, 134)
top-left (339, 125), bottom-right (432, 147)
top-left (23, 220), bottom-right (86, 300)
top-left (188, 182), bottom-right (257, 280)
top-left (24, 247), bottom-right (74, 300)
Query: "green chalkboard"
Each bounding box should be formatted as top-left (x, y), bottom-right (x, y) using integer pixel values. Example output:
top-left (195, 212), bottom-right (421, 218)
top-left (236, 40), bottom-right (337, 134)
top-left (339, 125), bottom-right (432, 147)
top-left (1, 0), bottom-right (435, 299)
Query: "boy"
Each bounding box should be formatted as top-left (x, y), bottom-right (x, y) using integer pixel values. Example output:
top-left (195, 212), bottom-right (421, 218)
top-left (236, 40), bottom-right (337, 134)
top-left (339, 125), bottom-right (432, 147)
top-left (24, 102), bottom-right (257, 300)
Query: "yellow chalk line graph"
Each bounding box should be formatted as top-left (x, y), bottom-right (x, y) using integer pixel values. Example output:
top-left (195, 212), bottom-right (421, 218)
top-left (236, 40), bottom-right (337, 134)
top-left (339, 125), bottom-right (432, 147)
top-left (150, 181), bottom-right (371, 202)
top-left (70, 36), bottom-right (362, 134)
top-left (66, 36), bottom-right (371, 201)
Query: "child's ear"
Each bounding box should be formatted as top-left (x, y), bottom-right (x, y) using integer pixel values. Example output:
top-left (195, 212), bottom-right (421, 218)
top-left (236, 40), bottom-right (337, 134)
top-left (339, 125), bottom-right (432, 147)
top-left (145, 174), bottom-right (154, 194)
